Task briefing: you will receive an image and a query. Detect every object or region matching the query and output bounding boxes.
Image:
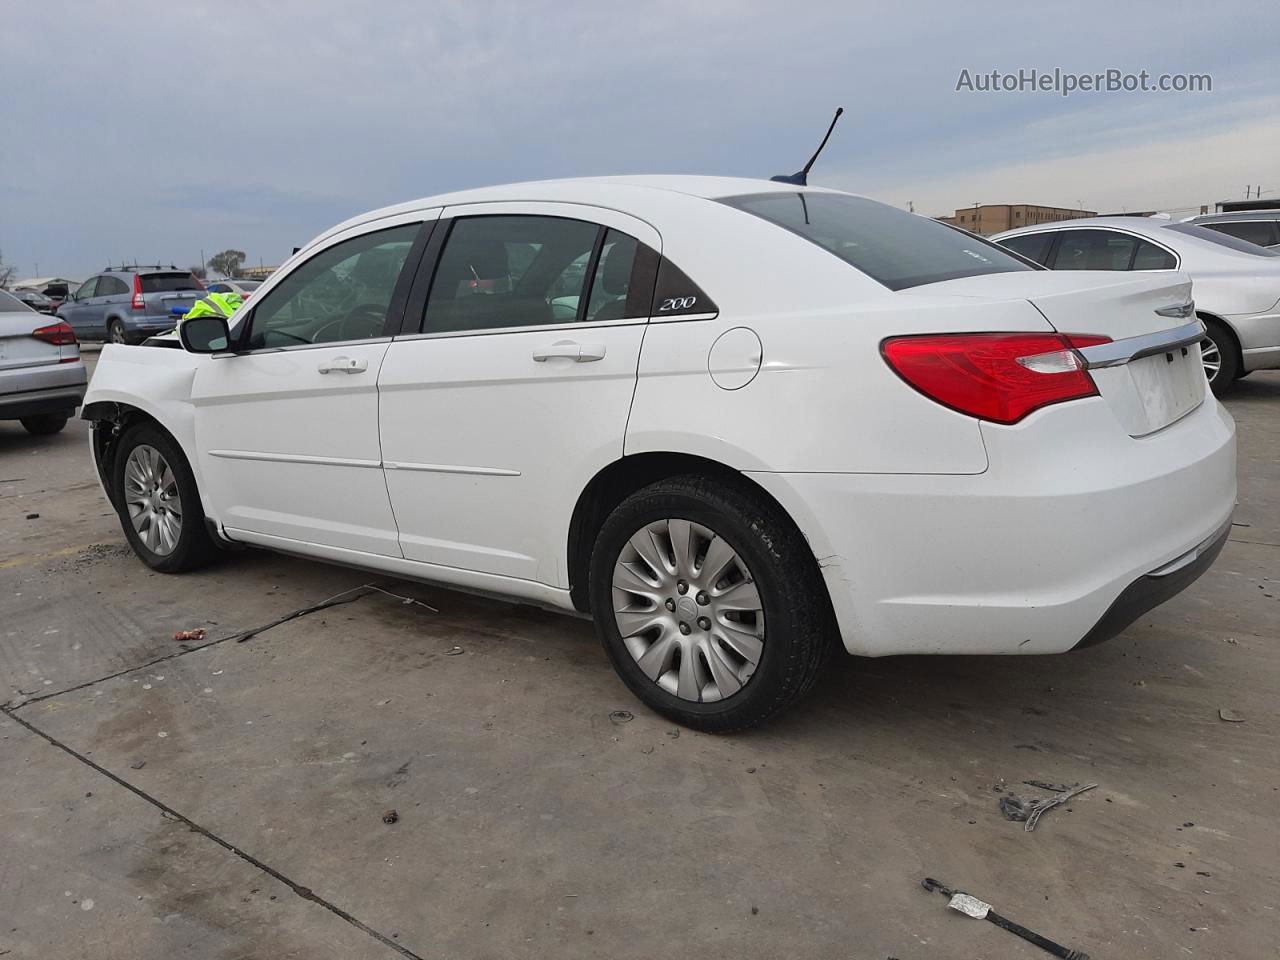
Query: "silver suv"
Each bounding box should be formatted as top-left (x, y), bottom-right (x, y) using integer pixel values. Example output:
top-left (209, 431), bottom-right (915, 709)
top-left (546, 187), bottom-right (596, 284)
top-left (57, 266), bottom-right (206, 344)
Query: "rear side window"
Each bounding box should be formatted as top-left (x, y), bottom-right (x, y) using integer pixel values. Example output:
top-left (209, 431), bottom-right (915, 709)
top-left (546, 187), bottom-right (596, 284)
top-left (998, 232), bottom-right (1055, 265)
top-left (422, 216), bottom-right (656, 333)
top-left (1132, 240), bottom-right (1176, 270)
top-left (140, 272), bottom-right (202, 292)
top-left (98, 276), bottom-right (130, 295)
top-left (1202, 220), bottom-right (1278, 248)
top-left (1053, 230), bottom-right (1138, 270)
top-left (719, 192), bottom-right (1033, 290)
top-left (0, 290), bottom-right (32, 312)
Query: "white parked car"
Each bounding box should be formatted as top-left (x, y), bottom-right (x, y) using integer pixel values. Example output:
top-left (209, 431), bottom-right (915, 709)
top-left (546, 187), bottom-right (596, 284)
top-left (83, 177), bottom-right (1236, 730)
top-left (992, 216), bottom-right (1280, 394)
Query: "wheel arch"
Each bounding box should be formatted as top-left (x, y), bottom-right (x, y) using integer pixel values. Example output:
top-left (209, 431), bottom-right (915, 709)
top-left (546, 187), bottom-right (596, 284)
top-left (566, 451), bottom-right (823, 613)
top-left (1197, 310), bottom-right (1244, 376)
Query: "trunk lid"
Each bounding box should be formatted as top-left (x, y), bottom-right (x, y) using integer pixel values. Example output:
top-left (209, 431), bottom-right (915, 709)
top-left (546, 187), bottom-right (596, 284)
top-left (0, 311), bottom-right (62, 371)
top-left (903, 270), bottom-right (1203, 437)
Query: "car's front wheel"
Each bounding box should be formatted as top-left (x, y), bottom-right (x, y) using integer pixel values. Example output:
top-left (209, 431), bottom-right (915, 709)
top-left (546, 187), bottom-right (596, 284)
top-left (589, 475), bottom-right (835, 732)
top-left (112, 422), bottom-right (217, 572)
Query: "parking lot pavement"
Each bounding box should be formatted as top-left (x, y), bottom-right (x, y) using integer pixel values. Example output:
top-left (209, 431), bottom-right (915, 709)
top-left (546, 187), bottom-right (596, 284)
top-left (2, 370), bottom-right (1278, 960)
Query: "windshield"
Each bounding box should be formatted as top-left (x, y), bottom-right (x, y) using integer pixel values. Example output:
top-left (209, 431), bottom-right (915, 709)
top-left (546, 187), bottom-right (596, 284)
top-left (719, 191), bottom-right (1035, 290)
top-left (0, 290), bottom-right (35, 312)
top-left (1164, 223), bottom-right (1280, 257)
top-left (140, 272), bottom-right (204, 292)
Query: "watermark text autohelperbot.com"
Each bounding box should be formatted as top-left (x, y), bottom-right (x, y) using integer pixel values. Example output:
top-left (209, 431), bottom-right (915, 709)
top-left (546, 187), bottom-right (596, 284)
top-left (956, 68), bottom-right (1211, 97)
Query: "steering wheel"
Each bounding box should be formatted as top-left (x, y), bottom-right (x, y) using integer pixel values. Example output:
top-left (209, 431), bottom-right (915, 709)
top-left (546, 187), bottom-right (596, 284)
top-left (311, 303), bottom-right (387, 343)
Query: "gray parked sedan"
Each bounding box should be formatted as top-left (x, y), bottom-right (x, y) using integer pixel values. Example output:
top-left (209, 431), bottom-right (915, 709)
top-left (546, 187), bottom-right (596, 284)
top-left (58, 266), bottom-right (206, 344)
top-left (0, 289), bottom-right (88, 434)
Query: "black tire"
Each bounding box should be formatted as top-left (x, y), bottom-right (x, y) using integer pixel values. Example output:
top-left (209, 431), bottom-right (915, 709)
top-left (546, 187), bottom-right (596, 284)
top-left (589, 474), bottom-right (837, 732)
top-left (1201, 320), bottom-right (1239, 397)
top-left (112, 422), bottom-right (217, 573)
top-left (20, 414), bottom-right (69, 435)
top-left (108, 319), bottom-right (132, 345)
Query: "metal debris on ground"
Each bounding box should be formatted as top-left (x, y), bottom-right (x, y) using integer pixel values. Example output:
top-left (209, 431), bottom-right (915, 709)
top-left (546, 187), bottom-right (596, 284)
top-left (129, 760), bottom-right (146, 770)
top-left (921, 877), bottom-right (1090, 959)
top-left (173, 627), bottom-right (207, 642)
top-left (445, 646), bottom-right (464, 656)
top-left (999, 782), bottom-right (1098, 831)
top-left (609, 710), bottom-right (634, 724)
top-left (1218, 708), bottom-right (1246, 722)
top-left (382, 809), bottom-right (399, 824)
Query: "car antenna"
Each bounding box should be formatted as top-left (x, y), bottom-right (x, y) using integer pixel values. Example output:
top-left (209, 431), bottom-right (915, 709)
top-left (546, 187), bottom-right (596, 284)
top-left (771, 106), bottom-right (844, 186)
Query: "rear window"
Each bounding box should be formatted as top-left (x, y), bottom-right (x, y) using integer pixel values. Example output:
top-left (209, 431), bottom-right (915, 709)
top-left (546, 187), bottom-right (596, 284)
top-left (0, 290), bottom-right (34, 312)
top-left (1164, 223), bottom-right (1280, 257)
top-left (719, 192), bottom-right (1035, 290)
top-left (140, 272), bottom-right (203, 292)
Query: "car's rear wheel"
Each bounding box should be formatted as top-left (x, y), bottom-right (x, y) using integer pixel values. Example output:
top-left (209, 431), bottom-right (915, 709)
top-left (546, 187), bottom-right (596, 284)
top-left (20, 414), bottom-right (69, 435)
top-left (1200, 321), bottom-right (1239, 397)
top-left (108, 319), bottom-right (130, 345)
top-left (112, 423), bottom-right (217, 572)
top-left (589, 474), bottom-right (835, 732)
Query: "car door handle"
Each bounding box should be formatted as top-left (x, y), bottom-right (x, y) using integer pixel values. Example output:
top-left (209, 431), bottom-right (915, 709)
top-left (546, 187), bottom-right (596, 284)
top-left (317, 356), bottom-right (368, 374)
top-left (532, 340), bottom-right (606, 362)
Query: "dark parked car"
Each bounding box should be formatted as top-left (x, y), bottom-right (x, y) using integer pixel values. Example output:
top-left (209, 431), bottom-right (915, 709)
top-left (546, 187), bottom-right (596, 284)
top-left (57, 266), bottom-right (206, 344)
top-left (10, 288), bottom-right (58, 314)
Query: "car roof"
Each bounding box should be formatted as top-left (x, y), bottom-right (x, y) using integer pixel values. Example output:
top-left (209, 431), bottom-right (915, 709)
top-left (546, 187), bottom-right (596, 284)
top-left (311, 175), bottom-right (856, 249)
top-left (992, 216), bottom-right (1172, 240)
top-left (1183, 210), bottom-right (1280, 222)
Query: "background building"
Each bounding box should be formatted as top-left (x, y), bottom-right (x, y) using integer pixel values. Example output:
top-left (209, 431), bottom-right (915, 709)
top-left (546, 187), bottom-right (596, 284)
top-left (935, 204), bottom-right (1095, 236)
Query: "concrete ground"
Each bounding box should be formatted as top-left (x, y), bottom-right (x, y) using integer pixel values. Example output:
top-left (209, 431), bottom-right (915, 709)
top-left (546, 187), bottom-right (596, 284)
top-left (2, 351), bottom-right (1277, 959)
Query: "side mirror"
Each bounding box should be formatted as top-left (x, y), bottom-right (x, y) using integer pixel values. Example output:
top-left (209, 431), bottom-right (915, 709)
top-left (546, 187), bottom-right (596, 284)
top-left (179, 315), bottom-right (230, 353)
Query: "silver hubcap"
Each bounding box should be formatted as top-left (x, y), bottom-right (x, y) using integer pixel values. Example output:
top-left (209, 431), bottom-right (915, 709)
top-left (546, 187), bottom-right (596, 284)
top-left (612, 518), bottom-right (765, 703)
top-left (111, 324), bottom-right (126, 343)
top-left (1200, 337), bottom-right (1221, 383)
top-left (123, 445), bottom-right (182, 555)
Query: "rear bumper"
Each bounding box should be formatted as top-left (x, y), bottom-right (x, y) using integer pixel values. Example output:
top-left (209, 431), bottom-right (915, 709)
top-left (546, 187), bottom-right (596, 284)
top-left (0, 363), bottom-right (88, 419)
top-left (0, 384), bottom-right (87, 419)
top-left (748, 394), bottom-right (1237, 657)
top-left (1073, 515), bottom-right (1231, 649)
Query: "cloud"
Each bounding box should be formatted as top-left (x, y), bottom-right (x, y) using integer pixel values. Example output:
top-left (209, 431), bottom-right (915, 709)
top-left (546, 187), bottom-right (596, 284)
top-left (1, 0), bottom-right (1277, 276)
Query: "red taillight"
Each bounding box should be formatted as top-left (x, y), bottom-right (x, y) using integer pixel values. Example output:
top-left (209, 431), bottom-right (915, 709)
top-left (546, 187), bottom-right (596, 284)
top-left (882, 332), bottom-right (1112, 425)
top-left (131, 274), bottom-right (145, 310)
top-left (32, 320), bottom-right (78, 347)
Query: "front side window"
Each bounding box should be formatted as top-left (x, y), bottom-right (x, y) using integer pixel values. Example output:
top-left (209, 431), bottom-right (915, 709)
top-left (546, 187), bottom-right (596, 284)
top-left (997, 232), bottom-right (1055, 265)
top-left (244, 223), bottom-right (419, 349)
top-left (1202, 220), bottom-right (1278, 248)
top-left (76, 277), bottom-right (100, 300)
top-left (719, 192), bottom-right (1034, 290)
top-left (422, 215), bottom-right (605, 334)
top-left (1052, 230), bottom-right (1138, 270)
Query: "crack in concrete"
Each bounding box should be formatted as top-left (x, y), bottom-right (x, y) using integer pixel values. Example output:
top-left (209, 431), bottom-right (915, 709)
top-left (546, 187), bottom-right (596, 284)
top-left (1, 697), bottom-right (424, 960)
top-left (5, 586), bottom-right (376, 711)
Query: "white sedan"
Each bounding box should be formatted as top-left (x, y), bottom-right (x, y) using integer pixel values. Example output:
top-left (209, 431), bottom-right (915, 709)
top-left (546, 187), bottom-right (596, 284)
top-left (992, 216), bottom-right (1280, 394)
top-left (82, 177), bottom-right (1236, 730)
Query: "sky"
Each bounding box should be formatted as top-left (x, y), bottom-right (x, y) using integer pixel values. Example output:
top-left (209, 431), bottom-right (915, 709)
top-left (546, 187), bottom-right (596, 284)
top-left (1, 0), bottom-right (1277, 281)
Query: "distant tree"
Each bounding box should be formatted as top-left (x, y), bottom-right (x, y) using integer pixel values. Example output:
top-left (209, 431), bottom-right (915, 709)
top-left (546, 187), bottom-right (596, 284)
top-left (188, 264), bottom-right (207, 280)
top-left (0, 249), bottom-right (15, 288)
top-left (208, 249), bottom-right (247, 278)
